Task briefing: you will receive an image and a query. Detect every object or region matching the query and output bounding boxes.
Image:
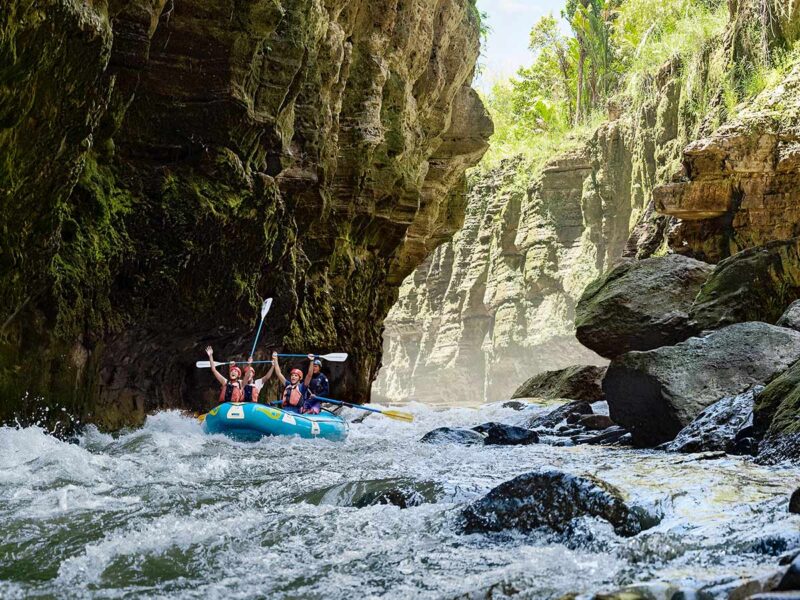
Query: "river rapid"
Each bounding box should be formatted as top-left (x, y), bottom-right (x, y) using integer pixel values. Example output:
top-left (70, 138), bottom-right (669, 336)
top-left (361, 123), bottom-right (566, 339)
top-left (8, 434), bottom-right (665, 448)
top-left (1, 403), bottom-right (798, 599)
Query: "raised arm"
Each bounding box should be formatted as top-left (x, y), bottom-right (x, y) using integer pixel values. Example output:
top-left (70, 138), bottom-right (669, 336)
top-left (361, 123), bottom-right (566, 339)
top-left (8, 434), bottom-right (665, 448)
top-left (206, 346), bottom-right (226, 386)
top-left (272, 352), bottom-right (286, 385)
top-left (304, 354), bottom-right (314, 387)
top-left (243, 357), bottom-right (255, 385)
top-left (259, 364), bottom-right (275, 385)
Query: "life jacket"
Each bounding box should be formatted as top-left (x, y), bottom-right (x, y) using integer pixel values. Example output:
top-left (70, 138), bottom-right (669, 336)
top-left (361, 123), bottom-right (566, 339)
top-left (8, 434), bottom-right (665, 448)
top-left (243, 383), bottom-right (260, 403)
top-left (309, 373), bottom-right (329, 398)
top-left (219, 380), bottom-right (243, 404)
top-left (281, 382), bottom-right (305, 408)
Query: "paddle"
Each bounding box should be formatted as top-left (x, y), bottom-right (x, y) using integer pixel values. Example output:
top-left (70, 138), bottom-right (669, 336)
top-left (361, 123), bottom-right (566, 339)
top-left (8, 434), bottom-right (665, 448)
top-left (316, 396), bottom-right (414, 422)
top-left (250, 298), bottom-right (273, 358)
top-left (276, 352), bottom-right (349, 362)
top-left (196, 360), bottom-right (273, 368)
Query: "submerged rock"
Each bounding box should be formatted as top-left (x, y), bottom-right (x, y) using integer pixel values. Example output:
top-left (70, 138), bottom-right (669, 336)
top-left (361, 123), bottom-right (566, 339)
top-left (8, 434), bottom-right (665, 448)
top-left (778, 301), bottom-right (800, 332)
top-left (575, 255), bottom-right (714, 359)
top-left (461, 469), bottom-right (654, 538)
top-left (690, 238), bottom-right (800, 332)
top-left (420, 427), bottom-right (486, 446)
top-left (512, 365), bottom-right (607, 402)
top-left (791, 489), bottom-right (800, 515)
top-left (527, 400), bottom-right (593, 430)
top-left (604, 322), bottom-right (800, 446)
top-left (300, 478), bottom-right (442, 509)
top-left (471, 422), bottom-right (539, 445)
top-left (664, 387), bottom-right (761, 454)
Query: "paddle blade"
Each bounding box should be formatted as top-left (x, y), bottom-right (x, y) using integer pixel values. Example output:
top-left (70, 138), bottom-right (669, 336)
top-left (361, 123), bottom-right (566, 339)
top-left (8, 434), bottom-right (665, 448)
top-left (261, 298), bottom-right (273, 319)
top-left (381, 409), bottom-right (414, 422)
top-left (196, 360), bottom-right (225, 368)
top-left (319, 352), bottom-right (349, 362)
top-left (197, 413), bottom-right (207, 423)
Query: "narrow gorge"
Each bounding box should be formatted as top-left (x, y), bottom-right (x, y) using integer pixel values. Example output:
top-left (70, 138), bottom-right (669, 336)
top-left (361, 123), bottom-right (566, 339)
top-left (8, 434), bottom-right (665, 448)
top-left (1, 0), bottom-right (491, 428)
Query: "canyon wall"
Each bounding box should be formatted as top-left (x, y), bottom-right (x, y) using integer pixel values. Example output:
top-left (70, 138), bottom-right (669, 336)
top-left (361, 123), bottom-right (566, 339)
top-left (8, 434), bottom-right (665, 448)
top-left (375, 0), bottom-right (799, 405)
top-left (0, 0), bottom-right (491, 428)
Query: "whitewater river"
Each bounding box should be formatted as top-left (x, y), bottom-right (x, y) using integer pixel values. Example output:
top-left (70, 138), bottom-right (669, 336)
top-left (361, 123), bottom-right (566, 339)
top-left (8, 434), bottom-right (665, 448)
top-left (1, 403), bottom-right (798, 599)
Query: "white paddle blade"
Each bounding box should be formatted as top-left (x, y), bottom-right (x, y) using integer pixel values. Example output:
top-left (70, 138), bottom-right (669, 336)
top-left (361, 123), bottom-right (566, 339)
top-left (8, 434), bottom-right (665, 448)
top-left (196, 360), bottom-right (225, 368)
top-left (261, 298), bottom-right (273, 319)
top-left (320, 352), bottom-right (348, 362)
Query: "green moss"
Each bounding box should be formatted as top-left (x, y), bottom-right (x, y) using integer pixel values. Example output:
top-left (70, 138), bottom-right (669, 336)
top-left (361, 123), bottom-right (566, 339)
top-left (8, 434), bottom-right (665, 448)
top-left (754, 360), bottom-right (800, 436)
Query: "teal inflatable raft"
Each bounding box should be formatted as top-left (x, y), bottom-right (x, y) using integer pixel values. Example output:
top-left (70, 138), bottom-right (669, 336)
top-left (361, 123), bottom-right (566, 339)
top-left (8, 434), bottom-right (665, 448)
top-left (201, 402), bottom-right (348, 442)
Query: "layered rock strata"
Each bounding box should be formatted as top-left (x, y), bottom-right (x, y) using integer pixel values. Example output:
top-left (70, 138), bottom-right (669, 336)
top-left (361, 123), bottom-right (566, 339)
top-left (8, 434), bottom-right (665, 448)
top-left (1, 0), bottom-right (491, 428)
top-left (376, 45), bottom-right (733, 404)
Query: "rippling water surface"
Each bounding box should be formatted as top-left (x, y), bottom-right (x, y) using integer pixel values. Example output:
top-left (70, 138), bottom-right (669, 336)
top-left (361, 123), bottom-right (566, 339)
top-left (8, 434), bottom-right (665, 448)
top-left (1, 403), bottom-right (798, 599)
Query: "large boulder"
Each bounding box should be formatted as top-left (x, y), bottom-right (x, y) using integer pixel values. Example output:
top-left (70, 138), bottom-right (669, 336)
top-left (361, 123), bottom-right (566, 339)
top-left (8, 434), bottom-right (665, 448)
top-left (664, 387), bottom-right (761, 454)
top-left (471, 423), bottom-right (539, 445)
top-left (691, 238), bottom-right (800, 332)
top-left (753, 359), bottom-right (800, 464)
top-left (461, 470), bottom-right (655, 537)
top-left (512, 365), bottom-right (607, 402)
top-left (604, 323), bottom-right (800, 446)
top-left (575, 255), bottom-right (714, 359)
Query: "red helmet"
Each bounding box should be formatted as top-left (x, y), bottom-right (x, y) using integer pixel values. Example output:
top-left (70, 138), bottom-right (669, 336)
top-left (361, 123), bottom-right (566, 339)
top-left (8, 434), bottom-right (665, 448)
top-left (229, 365), bottom-right (242, 378)
top-left (290, 368), bottom-right (303, 378)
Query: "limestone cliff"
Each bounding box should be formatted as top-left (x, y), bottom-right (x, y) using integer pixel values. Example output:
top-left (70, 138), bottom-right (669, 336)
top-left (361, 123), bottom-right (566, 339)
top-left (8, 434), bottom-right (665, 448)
top-left (0, 0), bottom-right (491, 428)
top-left (376, 0), bottom-right (800, 405)
top-left (376, 58), bottom-right (720, 404)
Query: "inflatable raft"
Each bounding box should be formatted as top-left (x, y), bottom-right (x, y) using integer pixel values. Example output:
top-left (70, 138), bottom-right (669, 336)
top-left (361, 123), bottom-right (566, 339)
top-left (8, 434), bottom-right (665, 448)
top-left (201, 402), bottom-right (348, 442)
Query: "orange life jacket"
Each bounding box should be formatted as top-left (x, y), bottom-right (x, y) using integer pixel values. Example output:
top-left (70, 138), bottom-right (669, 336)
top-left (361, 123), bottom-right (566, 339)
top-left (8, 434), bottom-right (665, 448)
top-left (281, 382), bottom-right (304, 408)
top-left (219, 381), bottom-right (243, 404)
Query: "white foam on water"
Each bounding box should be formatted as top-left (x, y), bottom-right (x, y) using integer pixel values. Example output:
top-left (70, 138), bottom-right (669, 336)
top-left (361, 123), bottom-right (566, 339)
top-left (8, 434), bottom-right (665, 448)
top-left (0, 405), bottom-right (798, 598)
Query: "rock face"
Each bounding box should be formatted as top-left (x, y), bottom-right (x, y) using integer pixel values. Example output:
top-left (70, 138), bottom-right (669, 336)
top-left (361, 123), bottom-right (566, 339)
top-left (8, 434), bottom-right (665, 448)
top-left (664, 387), bottom-right (761, 454)
top-left (655, 64), bottom-right (800, 263)
top-left (512, 365), bottom-right (606, 402)
top-left (461, 470), bottom-right (653, 537)
top-left (1, 0), bottom-right (491, 427)
top-left (690, 238), bottom-right (800, 331)
top-left (604, 323), bottom-right (800, 446)
top-left (575, 255), bottom-right (714, 358)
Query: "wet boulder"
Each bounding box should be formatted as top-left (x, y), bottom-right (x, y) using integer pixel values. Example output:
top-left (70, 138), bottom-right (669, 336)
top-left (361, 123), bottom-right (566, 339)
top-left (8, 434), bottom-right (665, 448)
top-left (604, 323), bottom-right (800, 446)
top-left (526, 400), bottom-right (593, 430)
top-left (690, 238), bottom-right (800, 332)
top-left (778, 300), bottom-right (800, 332)
top-left (461, 469), bottom-right (654, 538)
top-left (664, 387), bottom-right (761, 454)
top-left (578, 414), bottom-right (615, 431)
top-left (575, 255), bottom-right (714, 359)
top-left (790, 489), bottom-right (800, 515)
top-left (300, 478), bottom-right (442, 508)
top-left (778, 554), bottom-right (800, 591)
top-left (753, 359), bottom-right (800, 464)
top-left (471, 422), bottom-right (539, 445)
top-left (420, 427), bottom-right (485, 445)
top-left (512, 365), bottom-right (607, 402)
top-left (501, 401), bottom-right (530, 411)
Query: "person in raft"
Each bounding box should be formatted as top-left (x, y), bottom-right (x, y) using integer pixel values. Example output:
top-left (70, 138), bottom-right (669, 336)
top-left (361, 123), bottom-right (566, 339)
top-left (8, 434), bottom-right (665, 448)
top-left (241, 356), bottom-right (274, 403)
top-left (272, 352), bottom-right (314, 413)
top-left (206, 346), bottom-right (243, 404)
top-left (305, 358), bottom-right (329, 415)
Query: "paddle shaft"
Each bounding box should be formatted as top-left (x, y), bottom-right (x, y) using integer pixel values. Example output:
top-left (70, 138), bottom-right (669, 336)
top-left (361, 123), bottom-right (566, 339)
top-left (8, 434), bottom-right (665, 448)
top-left (317, 396), bottom-right (386, 415)
top-left (249, 299), bottom-right (272, 358)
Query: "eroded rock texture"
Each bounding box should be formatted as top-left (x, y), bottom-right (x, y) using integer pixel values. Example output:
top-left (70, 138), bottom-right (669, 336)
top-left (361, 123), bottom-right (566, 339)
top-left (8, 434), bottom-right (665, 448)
top-left (0, 0), bottom-right (490, 428)
top-left (375, 49), bottom-right (734, 404)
